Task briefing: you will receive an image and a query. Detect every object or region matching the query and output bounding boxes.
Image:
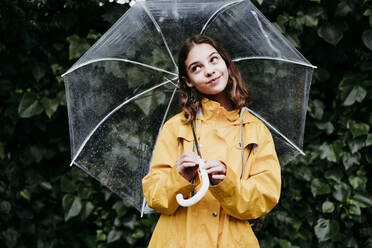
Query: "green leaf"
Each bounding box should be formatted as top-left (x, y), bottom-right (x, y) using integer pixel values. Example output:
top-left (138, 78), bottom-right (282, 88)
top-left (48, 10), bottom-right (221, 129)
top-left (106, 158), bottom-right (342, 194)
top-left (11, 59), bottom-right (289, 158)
top-left (314, 68), bottom-right (330, 82)
top-left (361, 61), bottom-right (372, 71)
top-left (335, 1), bottom-right (351, 17)
top-left (362, 29), bottom-right (372, 51)
top-left (86, 29), bottom-right (102, 41)
top-left (297, 166), bottom-right (312, 182)
top-left (123, 216), bottom-right (137, 230)
top-left (30, 145), bottom-right (43, 163)
top-left (364, 9), bottom-right (372, 16)
top-left (366, 134), bottom-right (372, 146)
top-left (315, 122), bottom-right (334, 135)
top-left (112, 200), bottom-right (129, 217)
top-left (319, 143), bottom-right (337, 162)
top-left (348, 138), bottom-right (365, 153)
top-left (41, 97), bottom-right (59, 118)
top-left (66, 35), bottom-right (90, 60)
top-left (81, 201), bottom-right (94, 220)
top-left (317, 23), bottom-right (344, 45)
top-left (342, 152), bottom-right (360, 170)
top-left (311, 178), bottom-right (331, 197)
top-left (132, 229), bottom-right (145, 239)
top-left (332, 182), bottom-right (351, 202)
top-left (40, 182), bottom-right (52, 190)
top-left (0, 201), bottom-right (12, 214)
top-left (324, 169), bottom-right (343, 183)
top-left (349, 121), bottom-right (369, 138)
top-left (353, 194), bottom-right (372, 208)
top-left (31, 65), bottom-right (46, 82)
top-left (63, 195), bottom-right (82, 221)
top-left (366, 147), bottom-right (372, 163)
top-left (348, 175), bottom-right (366, 190)
top-left (304, 15), bottom-right (318, 27)
top-left (314, 218), bottom-right (330, 242)
top-left (18, 93), bottom-right (44, 118)
top-left (2, 228), bottom-right (20, 248)
top-left (349, 203), bottom-right (361, 215)
top-left (134, 95), bottom-right (153, 116)
top-left (96, 230), bottom-right (106, 242)
top-left (107, 230), bottom-right (122, 243)
top-left (322, 201), bottom-right (335, 213)
top-left (20, 189), bottom-right (31, 200)
top-left (286, 33), bottom-right (301, 48)
top-left (314, 218), bottom-right (340, 242)
top-left (309, 99), bottom-right (325, 120)
top-left (343, 86), bottom-right (367, 106)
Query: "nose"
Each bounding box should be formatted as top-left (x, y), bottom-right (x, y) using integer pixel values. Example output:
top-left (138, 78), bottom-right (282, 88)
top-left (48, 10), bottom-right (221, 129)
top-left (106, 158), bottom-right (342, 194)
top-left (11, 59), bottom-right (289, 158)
top-left (204, 65), bottom-right (215, 77)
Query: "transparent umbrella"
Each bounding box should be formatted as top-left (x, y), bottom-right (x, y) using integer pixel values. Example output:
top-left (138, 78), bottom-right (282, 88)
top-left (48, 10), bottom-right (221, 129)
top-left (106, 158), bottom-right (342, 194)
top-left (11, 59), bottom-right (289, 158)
top-left (62, 0), bottom-right (315, 216)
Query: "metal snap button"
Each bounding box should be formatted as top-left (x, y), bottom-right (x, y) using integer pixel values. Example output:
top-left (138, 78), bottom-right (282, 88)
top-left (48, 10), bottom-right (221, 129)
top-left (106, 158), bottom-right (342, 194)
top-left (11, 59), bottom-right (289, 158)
top-left (212, 212), bottom-right (218, 217)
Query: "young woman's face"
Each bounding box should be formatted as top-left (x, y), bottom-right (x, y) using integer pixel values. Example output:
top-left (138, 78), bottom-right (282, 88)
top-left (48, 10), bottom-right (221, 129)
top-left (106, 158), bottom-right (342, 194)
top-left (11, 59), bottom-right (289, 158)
top-left (183, 43), bottom-right (229, 96)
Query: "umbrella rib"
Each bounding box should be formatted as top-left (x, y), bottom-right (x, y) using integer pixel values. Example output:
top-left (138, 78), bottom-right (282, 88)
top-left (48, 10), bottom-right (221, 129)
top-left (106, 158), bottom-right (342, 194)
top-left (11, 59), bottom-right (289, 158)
top-left (69, 79), bottom-right (176, 167)
top-left (200, 0), bottom-right (244, 34)
top-left (141, 85), bottom-right (178, 217)
top-left (61, 58), bottom-right (177, 77)
top-left (251, 11), bottom-right (281, 57)
top-left (166, 76), bottom-right (179, 88)
top-left (141, 3), bottom-right (178, 73)
top-left (244, 107), bottom-right (305, 156)
top-left (233, 56), bottom-right (317, 69)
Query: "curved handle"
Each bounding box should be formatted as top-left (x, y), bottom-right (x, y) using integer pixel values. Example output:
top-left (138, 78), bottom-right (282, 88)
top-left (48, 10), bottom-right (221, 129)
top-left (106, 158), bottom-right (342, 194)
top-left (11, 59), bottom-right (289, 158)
top-left (176, 159), bottom-right (210, 207)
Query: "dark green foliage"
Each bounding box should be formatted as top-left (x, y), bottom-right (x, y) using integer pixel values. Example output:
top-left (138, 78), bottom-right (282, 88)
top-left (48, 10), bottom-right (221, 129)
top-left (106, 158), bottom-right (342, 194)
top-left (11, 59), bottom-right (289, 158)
top-left (0, 0), bottom-right (371, 247)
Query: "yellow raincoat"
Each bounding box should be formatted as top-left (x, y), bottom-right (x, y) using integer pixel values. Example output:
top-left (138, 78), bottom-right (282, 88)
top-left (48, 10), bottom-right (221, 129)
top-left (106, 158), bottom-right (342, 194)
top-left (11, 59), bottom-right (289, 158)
top-left (142, 98), bottom-right (281, 247)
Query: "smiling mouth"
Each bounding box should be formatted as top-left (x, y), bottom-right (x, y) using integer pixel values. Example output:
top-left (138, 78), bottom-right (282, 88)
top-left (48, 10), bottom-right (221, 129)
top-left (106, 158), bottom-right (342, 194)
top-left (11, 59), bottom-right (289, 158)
top-left (208, 76), bottom-right (221, 84)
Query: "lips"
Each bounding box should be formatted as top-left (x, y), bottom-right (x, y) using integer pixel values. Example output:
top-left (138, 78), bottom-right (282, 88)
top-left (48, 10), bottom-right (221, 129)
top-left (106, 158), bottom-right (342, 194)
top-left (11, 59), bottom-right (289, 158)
top-left (208, 75), bottom-right (221, 84)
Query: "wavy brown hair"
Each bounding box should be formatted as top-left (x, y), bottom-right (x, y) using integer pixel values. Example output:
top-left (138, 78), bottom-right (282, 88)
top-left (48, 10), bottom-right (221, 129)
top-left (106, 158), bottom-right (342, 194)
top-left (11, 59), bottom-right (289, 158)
top-left (178, 34), bottom-right (251, 123)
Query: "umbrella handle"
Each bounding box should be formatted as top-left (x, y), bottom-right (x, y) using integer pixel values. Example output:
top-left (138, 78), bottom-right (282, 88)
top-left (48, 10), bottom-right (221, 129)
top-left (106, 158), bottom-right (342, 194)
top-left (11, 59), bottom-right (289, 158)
top-left (176, 159), bottom-right (210, 207)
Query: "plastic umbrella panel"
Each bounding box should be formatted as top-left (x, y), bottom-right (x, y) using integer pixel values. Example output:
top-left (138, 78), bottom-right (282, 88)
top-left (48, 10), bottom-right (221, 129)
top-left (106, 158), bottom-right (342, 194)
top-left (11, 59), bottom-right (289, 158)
top-left (63, 0), bottom-right (314, 213)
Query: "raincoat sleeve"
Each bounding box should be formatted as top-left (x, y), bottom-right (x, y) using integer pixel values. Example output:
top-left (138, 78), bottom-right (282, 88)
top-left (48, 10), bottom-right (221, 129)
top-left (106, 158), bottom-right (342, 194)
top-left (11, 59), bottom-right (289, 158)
top-left (142, 119), bottom-right (198, 215)
top-left (209, 124), bottom-right (281, 220)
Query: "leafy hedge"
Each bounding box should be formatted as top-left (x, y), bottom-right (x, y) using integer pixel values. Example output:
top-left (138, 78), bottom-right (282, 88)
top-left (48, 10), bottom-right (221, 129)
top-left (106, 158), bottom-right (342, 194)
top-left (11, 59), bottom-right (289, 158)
top-left (0, 0), bottom-right (371, 247)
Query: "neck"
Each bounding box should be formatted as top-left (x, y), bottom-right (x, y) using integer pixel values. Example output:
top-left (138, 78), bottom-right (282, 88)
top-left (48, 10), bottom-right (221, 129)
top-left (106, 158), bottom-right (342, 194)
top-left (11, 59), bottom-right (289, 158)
top-left (209, 91), bottom-right (233, 111)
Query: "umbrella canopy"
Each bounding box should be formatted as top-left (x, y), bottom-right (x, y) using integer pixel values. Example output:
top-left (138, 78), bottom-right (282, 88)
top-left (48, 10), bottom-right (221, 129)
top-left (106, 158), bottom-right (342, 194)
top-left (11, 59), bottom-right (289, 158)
top-left (62, 0), bottom-right (315, 214)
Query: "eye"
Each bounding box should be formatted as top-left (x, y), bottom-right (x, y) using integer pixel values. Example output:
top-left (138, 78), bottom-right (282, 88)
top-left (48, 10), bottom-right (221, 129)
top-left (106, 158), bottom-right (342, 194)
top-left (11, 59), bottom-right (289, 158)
top-left (191, 65), bottom-right (201, 72)
top-left (211, 56), bottom-right (219, 63)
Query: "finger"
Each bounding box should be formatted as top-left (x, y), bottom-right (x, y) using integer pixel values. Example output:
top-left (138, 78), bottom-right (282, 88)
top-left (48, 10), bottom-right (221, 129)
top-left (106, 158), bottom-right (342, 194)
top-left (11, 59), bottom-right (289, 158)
top-left (178, 154), bottom-right (198, 163)
top-left (179, 158), bottom-right (198, 165)
top-left (203, 161), bottom-right (216, 170)
top-left (206, 167), bottom-right (225, 175)
top-left (181, 162), bottom-right (199, 168)
top-left (182, 154), bottom-right (199, 163)
top-left (212, 174), bottom-right (225, 180)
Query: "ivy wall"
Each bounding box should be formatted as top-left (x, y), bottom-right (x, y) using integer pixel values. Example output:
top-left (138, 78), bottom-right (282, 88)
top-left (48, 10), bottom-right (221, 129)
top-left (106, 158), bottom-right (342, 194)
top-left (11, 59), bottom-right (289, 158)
top-left (0, 0), bottom-right (371, 247)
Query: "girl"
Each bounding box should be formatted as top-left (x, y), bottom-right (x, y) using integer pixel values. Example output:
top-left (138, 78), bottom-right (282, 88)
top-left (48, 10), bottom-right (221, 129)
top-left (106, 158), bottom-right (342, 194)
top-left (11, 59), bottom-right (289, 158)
top-left (142, 34), bottom-right (281, 247)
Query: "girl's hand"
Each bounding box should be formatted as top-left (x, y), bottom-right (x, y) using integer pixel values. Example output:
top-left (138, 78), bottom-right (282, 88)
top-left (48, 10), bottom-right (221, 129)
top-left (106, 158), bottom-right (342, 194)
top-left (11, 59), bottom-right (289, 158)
top-left (176, 151), bottom-right (200, 182)
top-left (204, 160), bottom-right (226, 185)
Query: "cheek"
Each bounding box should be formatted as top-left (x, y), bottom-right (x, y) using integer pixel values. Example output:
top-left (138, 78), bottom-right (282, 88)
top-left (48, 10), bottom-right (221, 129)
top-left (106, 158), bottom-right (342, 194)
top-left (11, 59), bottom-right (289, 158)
top-left (218, 63), bottom-right (228, 73)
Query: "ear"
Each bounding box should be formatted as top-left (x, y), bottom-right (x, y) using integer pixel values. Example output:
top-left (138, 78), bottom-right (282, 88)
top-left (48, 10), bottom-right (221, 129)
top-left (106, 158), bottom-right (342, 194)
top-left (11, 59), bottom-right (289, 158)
top-left (183, 76), bottom-right (194, 88)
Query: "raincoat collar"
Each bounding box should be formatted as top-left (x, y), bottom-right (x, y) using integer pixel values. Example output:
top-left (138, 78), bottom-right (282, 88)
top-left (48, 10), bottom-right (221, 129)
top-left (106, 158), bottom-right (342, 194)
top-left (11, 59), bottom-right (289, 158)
top-left (198, 98), bottom-right (256, 125)
top-left (198, 98), bottom-right (240, 122)
top-left (176, 98), bottom-right (259, 146)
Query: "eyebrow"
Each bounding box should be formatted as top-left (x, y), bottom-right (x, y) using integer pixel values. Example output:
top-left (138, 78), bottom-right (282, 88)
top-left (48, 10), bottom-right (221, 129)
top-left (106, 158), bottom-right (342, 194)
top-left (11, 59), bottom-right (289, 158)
top-left (187, 51), bottom-right (218, 71)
